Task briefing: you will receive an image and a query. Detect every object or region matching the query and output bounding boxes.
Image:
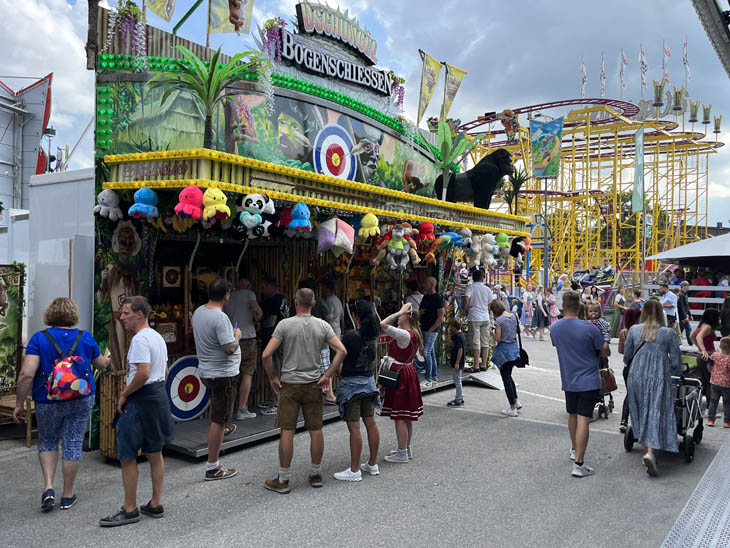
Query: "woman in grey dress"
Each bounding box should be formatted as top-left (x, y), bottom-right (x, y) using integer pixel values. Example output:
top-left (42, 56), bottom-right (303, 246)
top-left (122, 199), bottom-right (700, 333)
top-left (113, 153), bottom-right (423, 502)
top-left (624, 299), bottom-right (682, 476)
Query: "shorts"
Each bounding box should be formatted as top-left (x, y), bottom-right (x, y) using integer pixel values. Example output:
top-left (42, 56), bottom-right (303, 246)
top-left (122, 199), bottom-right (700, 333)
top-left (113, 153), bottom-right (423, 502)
top-left (36, 396), bottom-right (94, 461)
top-left (343, 393), bottom-right (377, 422)
top-left (238, 338), bottom-right (258, 376)
top-left (468, 320), bottom-right (491, 349)
top-left (115, 402), bottom-right (167, 460)
top-left (201, 375), bottom-right (239, 424)
top-left (564, 389), bottom-right (601, 418)
top-left (276, 382), bottom-right (323, 431)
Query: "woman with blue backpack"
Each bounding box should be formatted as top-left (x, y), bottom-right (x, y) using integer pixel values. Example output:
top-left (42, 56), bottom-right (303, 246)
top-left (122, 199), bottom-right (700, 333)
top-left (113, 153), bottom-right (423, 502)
top-left (13, 298), bottom-right (110, 512)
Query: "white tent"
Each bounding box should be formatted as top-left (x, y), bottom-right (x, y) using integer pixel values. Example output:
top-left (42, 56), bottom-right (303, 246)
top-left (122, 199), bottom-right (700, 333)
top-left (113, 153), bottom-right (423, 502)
top-left (647, 232), bottom-right (730, 267)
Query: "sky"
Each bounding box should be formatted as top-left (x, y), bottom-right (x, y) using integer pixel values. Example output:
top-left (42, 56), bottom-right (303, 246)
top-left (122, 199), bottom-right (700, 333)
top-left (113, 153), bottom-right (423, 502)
top-left (1, 0), bottom-right (728, 224)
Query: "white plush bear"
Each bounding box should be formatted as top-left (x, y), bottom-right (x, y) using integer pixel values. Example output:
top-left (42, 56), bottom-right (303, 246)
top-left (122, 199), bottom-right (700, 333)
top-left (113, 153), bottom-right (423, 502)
top-left (93, 189), bottom-right (123, 222)
top-left (482, 234), bottom-right (498, 268)
top-left (468, 234), bottom-right (483, 268)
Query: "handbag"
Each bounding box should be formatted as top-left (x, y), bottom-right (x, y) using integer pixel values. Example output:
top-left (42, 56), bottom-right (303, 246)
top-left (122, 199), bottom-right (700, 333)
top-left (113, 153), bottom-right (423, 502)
top-left (378, 356), bottom-right (401, 389)
top-left (513, 315), bottom-right (530, 368)
top-left (600, 368), bottom-right (617, 394)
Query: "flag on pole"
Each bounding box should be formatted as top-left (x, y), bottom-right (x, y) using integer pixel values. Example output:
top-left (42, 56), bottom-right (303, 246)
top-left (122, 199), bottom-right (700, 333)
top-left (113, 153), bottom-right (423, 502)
top-left (600, 52), bottom-right (606, 97)
top-left (682, 38), bottom-right (691, 81)
top-left (210, 0), bottom-right (254, 35)
top-left (440, 63), bottom-right (467, 120)
top-left (579, 57), bottom-right (587, 98)
top-left (663, 40), bottom-right (671, 85)
top-left (632, 125), bottom-right (645, 214)
top-left (620, 49), bottom-right (628, 90)
top-left (416, 50), bottom-right (443, 126)
top-left (639, 44), bottom-right (648, 90)
top-left (147, 0), bottom-right (176, 22)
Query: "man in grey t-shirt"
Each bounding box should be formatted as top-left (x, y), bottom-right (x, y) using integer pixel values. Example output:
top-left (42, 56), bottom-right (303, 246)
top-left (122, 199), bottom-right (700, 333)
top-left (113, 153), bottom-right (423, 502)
top-left (191, 278), bottom-right (242, 481)
top-left (261, 288), bottom-right (346, 494)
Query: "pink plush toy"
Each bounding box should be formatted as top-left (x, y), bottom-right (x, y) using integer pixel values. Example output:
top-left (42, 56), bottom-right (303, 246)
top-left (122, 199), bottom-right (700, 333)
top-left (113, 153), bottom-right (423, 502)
top-left (174, 186), bottom-right (204, 220)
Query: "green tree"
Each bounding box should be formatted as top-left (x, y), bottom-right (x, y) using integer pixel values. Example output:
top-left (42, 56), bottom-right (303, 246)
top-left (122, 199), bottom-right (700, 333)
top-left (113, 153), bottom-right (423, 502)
top-left (503, 168), bottom-right (529, 215)
top-left (149, 45), bottom-right (267, 149)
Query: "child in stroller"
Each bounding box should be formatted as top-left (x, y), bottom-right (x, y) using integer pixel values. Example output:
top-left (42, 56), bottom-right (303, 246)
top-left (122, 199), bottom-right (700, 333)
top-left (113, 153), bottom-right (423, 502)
top-left (588, 302), bottom-right (614, 418)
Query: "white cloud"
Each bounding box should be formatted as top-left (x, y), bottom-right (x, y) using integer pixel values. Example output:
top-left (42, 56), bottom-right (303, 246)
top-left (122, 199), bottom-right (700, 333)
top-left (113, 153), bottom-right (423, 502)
top-left (709, 182), bottom-right (730, 198)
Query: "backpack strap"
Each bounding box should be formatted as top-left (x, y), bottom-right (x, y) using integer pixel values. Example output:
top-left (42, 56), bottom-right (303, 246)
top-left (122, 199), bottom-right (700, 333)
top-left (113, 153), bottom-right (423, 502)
top-left (68, 330), bottom-right (84, 356)
top-left (41, 330), bottom-right (66, 358)
top-left (41, 329), bottom-right (84, 358)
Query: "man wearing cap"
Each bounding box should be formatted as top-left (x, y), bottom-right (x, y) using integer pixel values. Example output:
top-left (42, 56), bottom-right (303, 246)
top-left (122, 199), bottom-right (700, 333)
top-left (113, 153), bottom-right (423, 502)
top-left (678, 281), bottom-right (692, 344)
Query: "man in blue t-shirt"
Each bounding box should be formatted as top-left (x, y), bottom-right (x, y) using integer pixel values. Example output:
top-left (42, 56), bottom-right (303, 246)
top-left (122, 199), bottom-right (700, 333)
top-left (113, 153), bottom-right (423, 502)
top-left (550, 290), bottom-right (606, 478)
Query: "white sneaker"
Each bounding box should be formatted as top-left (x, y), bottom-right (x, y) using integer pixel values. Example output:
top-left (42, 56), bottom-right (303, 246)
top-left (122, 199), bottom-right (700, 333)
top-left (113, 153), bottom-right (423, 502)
top-left (360, 463), bottom-right (380, 476)
top-left (431, 379), bottom-right (438, 386)
top-left (384, 451), bottom-right (409, 463)
top-left (571, 463), bottom-right (595, 478)
top-left (261, 406), bottom-right (278, 416)
top-left (420, 380), bottom-right (432, 389)
top-left (642, 453), bottom-right (659, 477)
top-left (569, 448), bottom-right (576, 461)
top-left (515, 400), bottom-right (523, 410)
top-left (234, 409), bottom-right (256, 421)
top-left (333, 468), bottom-right (362, 482)
top-left (501, 408), bottom-right (519, 417)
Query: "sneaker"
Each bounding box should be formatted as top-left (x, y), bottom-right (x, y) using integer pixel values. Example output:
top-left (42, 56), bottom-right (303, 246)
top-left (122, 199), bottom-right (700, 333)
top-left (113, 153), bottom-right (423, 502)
top-left (447, 399), bottom-right (464, 407)
top-left (333, 468), bottom-right (362, 482)
top-left (140, 501), bottom-right (164, 518)
top-left (619, 420), bottom-right (628, 433)
top-left (569, 448), bottom-right (576, 461)
top-left (309, 474), bottom-right (324, 488)
top-left (501, 408), bottom-right (518, 417)
top-left (642, 453), bottom-right (659, 476)
top-left (234, 409), bottom-right (256, 421)
top-left (261, 406), bottom-right (278, 416)
top-left (420, 380), bottom-right (432, 389)
top-left (204, 466), bottom-right (237, 481)
top-left (387, 447), bottom-right (413, 460)
top-left (99, 507), bottom-right (141, 527)
top-left (571, 463), bottom-right (595, 478)
top-left (264, 477), bottom-right (291, 494)
top-left (257, 401), bottom-right (274, 409)
top-left (431, 379), bottom-right (439, 386)
top-left (384, 451), bottom-right (409, 463)
top-left (59, 494), bottom-right (78, 510)
top-left (41, 489), bottom-right (55, 512)
top-left (224, 424), bottom-right (237, 436)
top-left (515, 400), bottom-right (523, 410)
top-left (707, 419), bottom-right (715, 427)
top-left (360, 463), bottom-right (380, 476)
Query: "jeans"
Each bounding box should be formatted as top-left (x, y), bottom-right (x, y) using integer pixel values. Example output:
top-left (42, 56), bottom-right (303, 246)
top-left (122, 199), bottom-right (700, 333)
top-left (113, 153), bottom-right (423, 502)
top-left (680, 320), bottom-right (692, 345)
top-left (708, 384), bottom-right (730, 422)
top-left (423, 331), bottom-right (439, 381)
top-left (452, 368), bottom-right (463, 402)
top-left (499, 361), bottom-right (518, 405)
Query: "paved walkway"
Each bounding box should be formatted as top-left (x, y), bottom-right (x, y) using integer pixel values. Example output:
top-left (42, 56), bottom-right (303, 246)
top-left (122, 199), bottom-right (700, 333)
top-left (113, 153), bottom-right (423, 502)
top-left (1, 337), bottom-right (728, 548)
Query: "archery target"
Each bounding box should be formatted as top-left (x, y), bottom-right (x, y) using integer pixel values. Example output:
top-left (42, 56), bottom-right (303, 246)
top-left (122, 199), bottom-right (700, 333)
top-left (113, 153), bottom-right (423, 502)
top-left (313, 124), bottom-right (357, 180)
top-left (166, 355), bottom-right (210, 421)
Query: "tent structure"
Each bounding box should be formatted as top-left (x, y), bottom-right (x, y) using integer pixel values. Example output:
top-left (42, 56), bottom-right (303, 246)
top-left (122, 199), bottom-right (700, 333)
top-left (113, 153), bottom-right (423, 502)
top-left (647, 232), bottom-right (730, 267)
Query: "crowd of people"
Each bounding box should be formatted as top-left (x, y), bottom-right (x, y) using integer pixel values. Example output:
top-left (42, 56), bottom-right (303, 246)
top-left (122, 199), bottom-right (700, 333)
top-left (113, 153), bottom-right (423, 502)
top-left (10, 266), bottom-right (730, 524)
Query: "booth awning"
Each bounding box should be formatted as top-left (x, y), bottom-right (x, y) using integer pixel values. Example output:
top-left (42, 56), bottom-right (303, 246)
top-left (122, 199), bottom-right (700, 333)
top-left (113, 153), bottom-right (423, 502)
top-left (647, 232), bottom-right (730, 267)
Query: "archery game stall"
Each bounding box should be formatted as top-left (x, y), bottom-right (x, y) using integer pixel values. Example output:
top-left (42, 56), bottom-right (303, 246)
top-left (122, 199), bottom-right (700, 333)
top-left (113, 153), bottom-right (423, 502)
top-left (87, 2), bottom-right (528, 458)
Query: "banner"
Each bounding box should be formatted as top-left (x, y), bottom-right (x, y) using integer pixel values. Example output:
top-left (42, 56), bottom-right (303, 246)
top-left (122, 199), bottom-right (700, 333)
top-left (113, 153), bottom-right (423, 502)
top-left (639, 44), bottom-right (648, 91)
top-left (147, 0), bottom-right (176, 22)
top-left (600, 52), bottom-right (606, 97)
top-left (579, 57), bottom-right (587, 98)
top-left (632, 125), bottom-right (645, 213)
top-left (663, 40), bottom-right (671, 85)
top-left (210, 0), bottom-right (254, 35)
top-left (0, 266), bottom-right (23, 387)
top-left (440, 63), bottom-right (467, 121)
top-left (530, 117), bottom-right (563, 178)
top-left (416, 50), bottom-right (442, 126)
top-left (682, 38), bottom-right (691, 82)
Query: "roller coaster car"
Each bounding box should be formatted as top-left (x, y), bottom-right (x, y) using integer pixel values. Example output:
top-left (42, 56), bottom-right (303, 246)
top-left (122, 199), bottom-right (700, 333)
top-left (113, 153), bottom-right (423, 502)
top-left (570, 268), bottom-right (616, 289)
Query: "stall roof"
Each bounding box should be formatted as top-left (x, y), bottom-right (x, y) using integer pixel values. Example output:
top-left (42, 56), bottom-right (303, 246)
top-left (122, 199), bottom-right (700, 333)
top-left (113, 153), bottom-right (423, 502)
top-left (647, 232), bottom-right (730, 267)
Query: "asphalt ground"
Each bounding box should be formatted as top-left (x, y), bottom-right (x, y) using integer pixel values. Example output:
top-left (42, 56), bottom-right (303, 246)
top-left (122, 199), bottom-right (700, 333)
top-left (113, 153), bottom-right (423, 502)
top-left (1, 336), bottom-right (727, 548)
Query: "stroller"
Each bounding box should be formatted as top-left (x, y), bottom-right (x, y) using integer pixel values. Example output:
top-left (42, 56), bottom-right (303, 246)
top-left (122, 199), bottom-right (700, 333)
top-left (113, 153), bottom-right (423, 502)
top-left (623, 372), bottom-right (703, 463)
top-left (594, 358), bottom-right (616, 420)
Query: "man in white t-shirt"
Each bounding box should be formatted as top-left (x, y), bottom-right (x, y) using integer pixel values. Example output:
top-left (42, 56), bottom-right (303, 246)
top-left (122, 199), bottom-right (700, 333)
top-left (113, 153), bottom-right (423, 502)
top-left (464, 269), bottom-right (495, 371)
top-left (224, 278), bottom-right (262, 421)
top-left (659, 283), bottom-right (678, 327)
top-left (192, 278), bottom-right (242, 481)
top-left (100, 296), bottom-right (172, 527)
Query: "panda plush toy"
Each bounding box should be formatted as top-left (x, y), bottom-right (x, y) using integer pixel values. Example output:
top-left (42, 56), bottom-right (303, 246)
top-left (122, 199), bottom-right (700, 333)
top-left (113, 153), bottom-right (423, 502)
top-left (239, 193), bottom-right (275, 230)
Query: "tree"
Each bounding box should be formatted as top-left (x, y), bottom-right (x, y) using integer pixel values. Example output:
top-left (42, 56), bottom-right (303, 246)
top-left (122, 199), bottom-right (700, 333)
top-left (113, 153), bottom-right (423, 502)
top-left (503, 167), bottom-right (528, 215)
top-left (149, 45), bottom-right (267, 149)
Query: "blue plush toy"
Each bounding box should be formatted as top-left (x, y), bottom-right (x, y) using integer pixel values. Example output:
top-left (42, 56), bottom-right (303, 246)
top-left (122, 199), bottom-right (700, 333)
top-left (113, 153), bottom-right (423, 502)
top-left (128, 187), bottom-right (159, 219)
top-left (288, 202), bottom-right (312, 231)
top-left (440, 231), bottom-right (463, 247)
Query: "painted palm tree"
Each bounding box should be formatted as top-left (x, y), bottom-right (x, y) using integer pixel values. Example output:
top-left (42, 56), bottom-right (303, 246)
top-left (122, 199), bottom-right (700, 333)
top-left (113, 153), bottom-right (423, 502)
top-left (149, 45), bottom-right (268, 149)
top-left (433, 121), bottom-right (486, 200)
top-left (503, 167), bottom-right (529, 215)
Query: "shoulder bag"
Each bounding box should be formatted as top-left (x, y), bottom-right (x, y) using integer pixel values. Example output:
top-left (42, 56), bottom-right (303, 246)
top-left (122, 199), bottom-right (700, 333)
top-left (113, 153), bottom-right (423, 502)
top-left (510, 315), bottom-right (530, 368)
top-left (378, 356), bottom-right (401, 388)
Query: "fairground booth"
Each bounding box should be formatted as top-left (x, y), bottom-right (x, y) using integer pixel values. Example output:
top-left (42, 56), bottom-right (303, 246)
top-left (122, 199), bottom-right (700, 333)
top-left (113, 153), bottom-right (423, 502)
top-left (86, 1), bottom-right (528, 458)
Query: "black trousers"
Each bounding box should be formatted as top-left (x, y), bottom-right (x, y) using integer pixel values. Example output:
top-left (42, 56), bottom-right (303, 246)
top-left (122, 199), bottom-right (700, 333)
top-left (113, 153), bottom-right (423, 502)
top-left (500, 361), bottom-right (518, 405)
top-left (697, 358), bottom-right (712, 404)
top-left (621, 366), bottom-right (630, 423)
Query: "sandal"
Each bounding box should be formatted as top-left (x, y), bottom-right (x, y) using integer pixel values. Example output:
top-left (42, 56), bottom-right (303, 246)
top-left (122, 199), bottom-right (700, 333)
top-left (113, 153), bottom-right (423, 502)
top-left (224, 424), bottom-right (237, 436)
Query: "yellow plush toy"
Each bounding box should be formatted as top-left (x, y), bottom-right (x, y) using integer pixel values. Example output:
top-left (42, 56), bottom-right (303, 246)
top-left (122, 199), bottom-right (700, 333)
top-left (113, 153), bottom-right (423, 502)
top-left (359, 213), bottom-right (380, 238)
top-left (202, 188), bottom-right (230, 221)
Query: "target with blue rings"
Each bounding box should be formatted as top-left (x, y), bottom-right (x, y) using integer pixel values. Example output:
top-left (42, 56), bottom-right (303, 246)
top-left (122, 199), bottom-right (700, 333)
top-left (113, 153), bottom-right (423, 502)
top-left (313, 124), bottom-right (358, 180)
top-left (166, 355), bottom-right (210, 422)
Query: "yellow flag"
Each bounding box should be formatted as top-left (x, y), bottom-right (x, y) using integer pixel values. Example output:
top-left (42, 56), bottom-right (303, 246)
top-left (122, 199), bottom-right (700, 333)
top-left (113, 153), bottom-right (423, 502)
top-left (416, 50), bottom-right (443, 126)
top-left (147, 0), bottom-right (176, 22)
top-left (440, 63), bottom-right (467, 120)
top-left (209, 0), bottom-right (254, 35)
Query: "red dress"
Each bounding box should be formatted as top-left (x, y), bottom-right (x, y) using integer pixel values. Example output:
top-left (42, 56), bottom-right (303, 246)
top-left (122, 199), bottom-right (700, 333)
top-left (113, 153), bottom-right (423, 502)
top-left (380, 330), bottom-right (423, 421)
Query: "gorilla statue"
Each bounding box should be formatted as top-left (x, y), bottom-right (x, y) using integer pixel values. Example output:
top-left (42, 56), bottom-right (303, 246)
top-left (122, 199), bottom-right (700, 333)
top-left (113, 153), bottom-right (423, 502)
top-left (433, 148), bottom-right (514, 210)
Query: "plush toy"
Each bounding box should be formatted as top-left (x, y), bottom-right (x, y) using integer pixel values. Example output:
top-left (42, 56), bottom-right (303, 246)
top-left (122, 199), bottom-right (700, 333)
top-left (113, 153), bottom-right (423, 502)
top-left (400, 223), bottom-right (421, 266)
top-left (416, 222), bottom-right (435, 249)
top-left (202, 188), bottom-right (230, 221)
top-left (441, 231), bottom-right (464, 247)
top-left (459, 227), bottom-right (473, 248)
top-left (358, 213), bottom-right (380, 238)
top-left (220, 198), bottom-right (238, 229)
top-left (239, 192), bottom-right (275, 230)
top-left (128, 187), bottom-right (159, 219)
top-left (496, 232), bottom-right (510, 248)
top-left (93, 189), bottom-right (123, 221)
top-left (385, 224), bottom-right (410, 271)
top-left (174, 186), bottom-right (204, 219)
top-left (288, 202), bottom-right (312, 231)
top-left (468, 234), bottom-right (483, 268)
top-left (318, 218), bottom-right (355, 255)
top-left (423, 234), bottom-right (452, 264)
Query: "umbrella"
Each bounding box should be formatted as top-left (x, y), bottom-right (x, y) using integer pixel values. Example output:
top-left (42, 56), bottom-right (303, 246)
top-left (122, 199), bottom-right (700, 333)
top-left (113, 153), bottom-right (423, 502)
top-left (647, 232), bottom-right (730, 267)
